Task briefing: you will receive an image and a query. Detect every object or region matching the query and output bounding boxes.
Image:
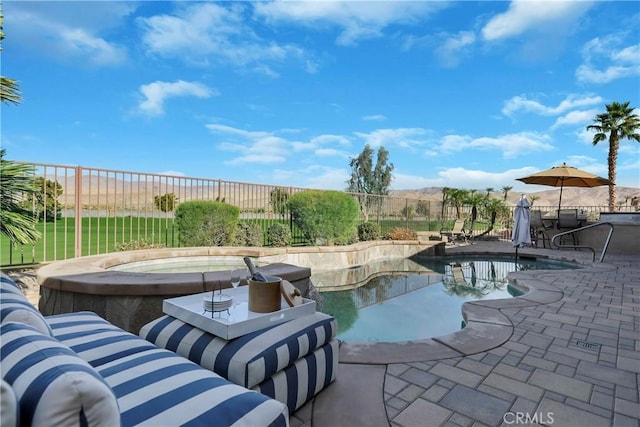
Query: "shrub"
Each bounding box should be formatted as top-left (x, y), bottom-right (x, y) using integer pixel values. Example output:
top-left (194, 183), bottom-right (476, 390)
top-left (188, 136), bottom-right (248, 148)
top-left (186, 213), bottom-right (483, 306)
top-left (384, 227), bottom-right (417, 240)
top-left (234, 222), bottom-right (263, 246)
top-left (115, 238), bottom-right (166, 251)
top-left (175, 201), bottom-right (239, 247)
top-left (288, 190), bottom-right (359, 245)
top-left (267, 223), bottom-right (291, 247)
top-left (357, 222), bottom-right (381, 241)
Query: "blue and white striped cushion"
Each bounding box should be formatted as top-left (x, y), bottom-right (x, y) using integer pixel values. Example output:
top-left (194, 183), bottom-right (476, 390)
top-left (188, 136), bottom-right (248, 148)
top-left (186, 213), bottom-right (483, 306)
top-left (254, 340), bottom-right (339, 413)
top-left (0, 273), bottom-right (53, 336)
top-left (140, 312), bottom-right (337, 389)
top-left (0, 322), bottom-right (121, 427)
top-left (49, 312), bottom-right (289, 427)
top-left (1, 378), bottom-right (19, 427)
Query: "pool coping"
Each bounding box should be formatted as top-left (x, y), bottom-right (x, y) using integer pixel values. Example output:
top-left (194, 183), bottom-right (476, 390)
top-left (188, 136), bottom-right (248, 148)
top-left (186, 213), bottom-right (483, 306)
top-left (338, 250), bottom-right (615, 365)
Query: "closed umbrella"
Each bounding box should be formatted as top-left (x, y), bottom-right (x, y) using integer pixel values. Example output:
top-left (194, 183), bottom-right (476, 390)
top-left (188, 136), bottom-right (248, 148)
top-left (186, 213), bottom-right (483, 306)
top-left (512, 195), bottom-right (531, 263)
top-left (516, 163), bottom-right (610, 210)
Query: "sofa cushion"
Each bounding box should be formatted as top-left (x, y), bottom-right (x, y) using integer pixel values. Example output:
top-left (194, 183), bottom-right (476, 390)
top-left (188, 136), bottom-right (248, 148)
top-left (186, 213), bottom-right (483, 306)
top-left (0, 322), bottom-right (121, 427)
top-left (140, 312), bottom-right (336, 389)
top-left (1, 379), bottom-right (19, 427)
top-left (0, 273), bottom-right (53, 336)
top-left (48, 312), bottom-right (289, 426)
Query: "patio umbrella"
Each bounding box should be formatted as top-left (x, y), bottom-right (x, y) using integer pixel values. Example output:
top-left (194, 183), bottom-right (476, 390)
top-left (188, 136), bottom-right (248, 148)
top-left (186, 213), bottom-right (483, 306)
top-left (516, 163), bottom-right (611, 210)
top-left (511, 195), bottom-right (531, 263)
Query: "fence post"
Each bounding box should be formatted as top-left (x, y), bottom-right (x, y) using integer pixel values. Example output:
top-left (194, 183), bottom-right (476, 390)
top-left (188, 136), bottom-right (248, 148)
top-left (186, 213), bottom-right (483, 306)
top-left (74, 166), bottom-right (82, 258)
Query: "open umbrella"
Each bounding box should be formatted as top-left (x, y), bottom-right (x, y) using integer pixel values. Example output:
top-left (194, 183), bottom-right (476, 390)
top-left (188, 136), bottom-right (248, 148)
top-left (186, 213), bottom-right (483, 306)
top-left (512, 195), bottom-right (531, 263)
top-left (516, 163), bottom-right (611, 210)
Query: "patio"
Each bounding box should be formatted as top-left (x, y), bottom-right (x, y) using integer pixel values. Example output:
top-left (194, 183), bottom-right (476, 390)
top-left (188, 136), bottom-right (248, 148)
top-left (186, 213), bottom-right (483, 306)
top-left (292, 241), bottom-right (639, 427)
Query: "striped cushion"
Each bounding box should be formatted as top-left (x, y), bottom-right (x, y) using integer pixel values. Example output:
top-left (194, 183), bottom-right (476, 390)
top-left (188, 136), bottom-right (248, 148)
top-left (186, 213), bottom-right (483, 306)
top-left (1, 378), bottom-right (19, 427)
top-left (0, 273), bottom-right (53, 336)
top-left (140, 312), bottom-right (337, 388)
top-left (0, 322), bottom-right (121, 427)
top-left (254, 340), bottom-right (338, 413)
top-left (49, 312), bottom-right (289, 427)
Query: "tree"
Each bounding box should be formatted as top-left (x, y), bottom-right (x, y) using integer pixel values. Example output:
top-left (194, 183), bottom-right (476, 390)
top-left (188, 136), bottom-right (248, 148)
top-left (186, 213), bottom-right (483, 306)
top-left (269, 187), bottom-right (289, 219)
top-left (416, 200), bottom-right (430, 217)
top-left (154, 193), bottom-right (177, 212)
top-left (474, 197), bottom-right (508, 239)
top-left (346, 144), bottom-right (394, 221)
top-left (586, 101), bottom-right (640, 211)
top-left (23, 177), bottom-right (64, 221)
top-left (0, 149), bottom-right (41, 245)
top-left (501, 186), bottom-right (512, 201)
top-left (0, 12), bottom-right (21, 105)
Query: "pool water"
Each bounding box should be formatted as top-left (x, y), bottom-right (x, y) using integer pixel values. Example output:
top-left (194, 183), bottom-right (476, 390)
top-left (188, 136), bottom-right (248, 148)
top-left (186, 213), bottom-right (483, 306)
top-left (319, 256), bottom-right (577, 342)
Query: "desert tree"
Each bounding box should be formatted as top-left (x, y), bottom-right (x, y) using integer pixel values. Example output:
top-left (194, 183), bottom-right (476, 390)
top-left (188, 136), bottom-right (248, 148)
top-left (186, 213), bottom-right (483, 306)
top-left (346, 144), bottom-right (394, 221)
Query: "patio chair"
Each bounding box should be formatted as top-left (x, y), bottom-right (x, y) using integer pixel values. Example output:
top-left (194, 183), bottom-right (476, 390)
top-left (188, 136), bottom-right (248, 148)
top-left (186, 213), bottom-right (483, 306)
top-left (440, 219), bottom-right (471, 243)
top-left (530, 210), bottom-right (553, 248)
top-left (557, 209), bottom-right (580, 246)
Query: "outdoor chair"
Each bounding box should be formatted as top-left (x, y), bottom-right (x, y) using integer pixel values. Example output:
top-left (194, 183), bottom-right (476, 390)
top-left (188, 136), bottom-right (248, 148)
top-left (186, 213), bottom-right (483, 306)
top-left (557, 209), bottom-right (580, 246)
top-left (530, 210), bottom-right (553, 248)
top-left (440, 219), bottom-right (471, 243)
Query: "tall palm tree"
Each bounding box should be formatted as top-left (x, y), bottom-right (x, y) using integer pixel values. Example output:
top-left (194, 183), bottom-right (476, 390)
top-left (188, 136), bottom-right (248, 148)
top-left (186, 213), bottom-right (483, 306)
top-left (587, 101), bottom-right (640, 211)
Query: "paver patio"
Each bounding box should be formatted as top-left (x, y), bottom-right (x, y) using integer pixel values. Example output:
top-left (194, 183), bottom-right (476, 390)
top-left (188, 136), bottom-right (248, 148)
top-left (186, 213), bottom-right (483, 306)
top-left (291, 241), bottom-right (639, 427)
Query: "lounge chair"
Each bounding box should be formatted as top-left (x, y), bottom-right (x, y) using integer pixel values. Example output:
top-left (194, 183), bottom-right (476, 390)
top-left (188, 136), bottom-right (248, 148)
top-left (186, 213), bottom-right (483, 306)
top-left (440, 219), bottom-right (471, 243)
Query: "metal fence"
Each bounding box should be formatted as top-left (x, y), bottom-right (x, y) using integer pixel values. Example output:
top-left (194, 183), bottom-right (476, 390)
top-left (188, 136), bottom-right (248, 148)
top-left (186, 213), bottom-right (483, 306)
top-left (1, 162), bottom-right (629, 267)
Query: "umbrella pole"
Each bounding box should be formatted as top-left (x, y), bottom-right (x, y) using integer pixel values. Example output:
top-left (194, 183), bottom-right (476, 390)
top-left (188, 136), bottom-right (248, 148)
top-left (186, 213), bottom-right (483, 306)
top-left (558, 181), bottom-right (564, 212)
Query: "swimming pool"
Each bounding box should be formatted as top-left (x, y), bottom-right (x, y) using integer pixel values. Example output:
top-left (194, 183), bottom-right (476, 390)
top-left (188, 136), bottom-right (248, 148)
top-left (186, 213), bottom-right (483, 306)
top-left (319, 256), bottom-right (578, 342)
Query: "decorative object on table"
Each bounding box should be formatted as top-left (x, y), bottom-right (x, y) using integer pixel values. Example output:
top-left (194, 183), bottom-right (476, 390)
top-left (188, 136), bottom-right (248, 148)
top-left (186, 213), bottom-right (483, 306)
top-left (203, 281), bottom-right (232, 316)
top-left (247, 275), bottom-right (282, 313)
top-left (244, 256), bottom-right (282, 313)
top-left (516, 163), bottom-right (610, 210)
top-left (281, 279), bottom-right (303, 307)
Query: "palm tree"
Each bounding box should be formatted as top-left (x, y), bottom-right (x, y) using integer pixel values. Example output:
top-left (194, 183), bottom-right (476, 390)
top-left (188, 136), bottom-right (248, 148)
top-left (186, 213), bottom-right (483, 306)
top-left (0, 149), bottom-right (41, 245)
top-left (501, 186), bottom-right (513, 201)
top-left (587, 101), bottom-right (640, 211)
top-left (1, 13), bottom-right (21, 105)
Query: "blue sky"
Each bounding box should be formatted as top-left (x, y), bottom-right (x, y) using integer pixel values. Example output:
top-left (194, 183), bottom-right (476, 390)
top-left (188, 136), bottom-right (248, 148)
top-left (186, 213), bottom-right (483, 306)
top-left (2, 1), bottom-right (639, 192)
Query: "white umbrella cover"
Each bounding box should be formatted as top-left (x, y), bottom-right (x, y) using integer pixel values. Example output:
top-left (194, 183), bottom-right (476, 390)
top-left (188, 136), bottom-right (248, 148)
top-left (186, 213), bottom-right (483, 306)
top-left (512, 195), bottom-right (531, 248)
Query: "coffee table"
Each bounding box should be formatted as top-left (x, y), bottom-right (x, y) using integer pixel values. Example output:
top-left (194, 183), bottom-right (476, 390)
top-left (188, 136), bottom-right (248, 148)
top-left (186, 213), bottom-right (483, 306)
top-left (163, 285), bottom-right (316, 339)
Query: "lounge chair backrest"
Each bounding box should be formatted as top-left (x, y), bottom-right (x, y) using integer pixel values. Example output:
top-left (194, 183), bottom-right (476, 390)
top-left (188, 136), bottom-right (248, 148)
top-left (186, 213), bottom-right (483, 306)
top-left (452, 219), bottom-right (465, 232)
top-left (557, 209), bottom-right (579, 229)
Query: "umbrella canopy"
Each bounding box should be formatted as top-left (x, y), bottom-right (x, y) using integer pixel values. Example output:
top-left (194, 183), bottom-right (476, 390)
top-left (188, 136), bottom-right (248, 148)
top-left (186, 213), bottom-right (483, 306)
top-left (512, 195), bottom-right (531, 248)
top-left (516, 163), bottom-right (611, 209)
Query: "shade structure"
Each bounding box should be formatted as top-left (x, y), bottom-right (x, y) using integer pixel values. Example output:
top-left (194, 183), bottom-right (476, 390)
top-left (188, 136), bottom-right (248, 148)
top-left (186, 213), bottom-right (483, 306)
top-left (516, 163), bottom-right (611, 210)
top-left (512, 196), bottom-right (531, 263)
top-left (512, 196), bottom-right (531, 247)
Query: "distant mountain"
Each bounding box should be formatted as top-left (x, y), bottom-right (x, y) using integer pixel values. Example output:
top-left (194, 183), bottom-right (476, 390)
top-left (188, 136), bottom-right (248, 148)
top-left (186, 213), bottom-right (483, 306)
top-left (390, 186), bottom-right (640, 209)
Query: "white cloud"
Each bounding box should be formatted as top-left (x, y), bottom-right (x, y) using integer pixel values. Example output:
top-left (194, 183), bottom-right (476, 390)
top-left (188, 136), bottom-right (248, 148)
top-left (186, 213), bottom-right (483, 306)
top-left (138, 3), bottom-right (305, 72)
top-left (138, 81), bottom-right (216, 116)
top-left (253, 1), bottom-right (446, 46)
top-left (436, 31), bottom-right (476, 68)
top-left (206, 124), bottom-right (352, 166)
top-left (410, 166), bottom-right (541, 192)
top-left (354, 128), bottom-right (431, 149)
top-left (7, 2), bottom-right (131, 66)
top-left (576, 36), bottom-right (640, 84)
top-left (551, 109), bottom-right (600, 130)
top-left (271, 165), bottom-right (349, 190)
top-left (502, 94), bottom-right (603, 117)
top-left (439, 132), bottom-right (554, 158)
top-left (362, 115), bottom-right (387, 122)
top-left (481, 1), bottom-right (593, 41)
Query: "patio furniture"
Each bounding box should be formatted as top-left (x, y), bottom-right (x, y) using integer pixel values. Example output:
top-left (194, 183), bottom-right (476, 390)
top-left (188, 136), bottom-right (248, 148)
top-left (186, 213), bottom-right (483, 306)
top-left (530, 210), bottom-right (553, 248)
top-left (0, 273), bottom-right (289, 427)
top-left (139, 286), bottom-right (339, 414)
top-left (440, 219), bottom-right (471, 243)
top-left (557, 209), bottom-right (581, 246)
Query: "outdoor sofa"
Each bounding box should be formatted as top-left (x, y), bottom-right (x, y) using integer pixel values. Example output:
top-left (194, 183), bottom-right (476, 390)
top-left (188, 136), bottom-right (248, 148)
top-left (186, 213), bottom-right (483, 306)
top-left (0, 273), bottom-right (289, 427)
